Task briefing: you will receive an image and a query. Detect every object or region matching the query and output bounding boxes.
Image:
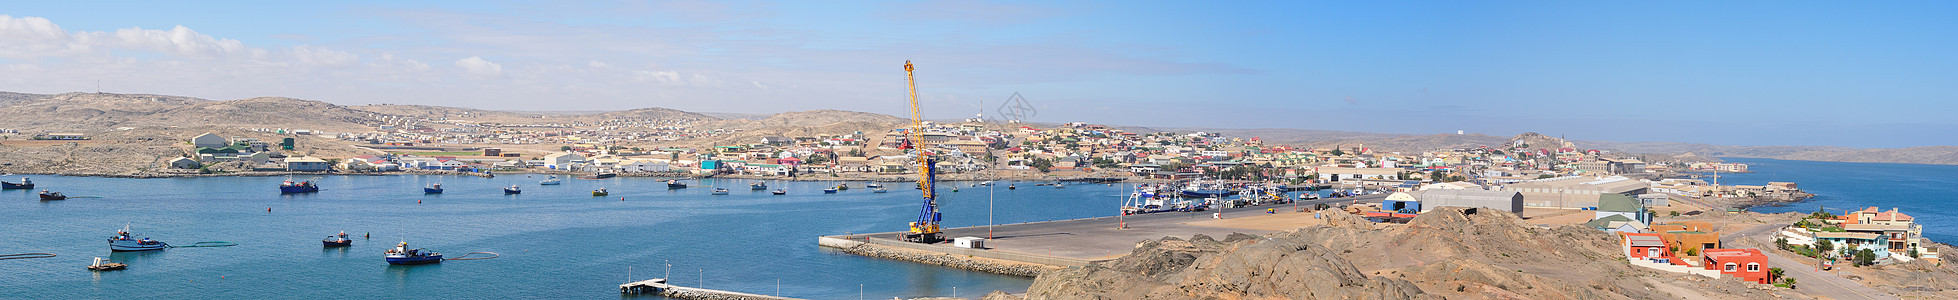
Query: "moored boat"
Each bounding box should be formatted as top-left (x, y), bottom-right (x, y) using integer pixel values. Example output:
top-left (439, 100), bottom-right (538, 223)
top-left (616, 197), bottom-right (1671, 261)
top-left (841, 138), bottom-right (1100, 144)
top-left (280, 177), bottom-right (320, 194)
top-left (592, 188), bottom-right (609, 197)
top-left (86, 257), bottom-right (127, 271)
top-left (872, 188), bottom-right (888, 193)
top-left (323, 231), bottom-right (352, 247)
top-left (822, 187), bottom-right (837, 194)
top-left (424, 183), bottom-right (444, 194)
top-left (666, 180), bottom-right (687, 189)
top-left (2, 177), bottom-right (33, 189)
top-left (108, 226), bottom-right (168, 252)
top-left (751, 181), bottom-right (768, 190)
top-left (711, 188), bottom-right (729, 195)
top-left (503, 185), bottom-right (521, 194)
top-left (39, 189), bottom-right (66, 200)
top-left (865, 183), bottom-right (882, 188)
top-left (540, 176), bottom-right (561, 185)
top-left (384, 242), bottom-right (442, 265)
top-left (771, 189), bottom-right (787, 195)
top-left (581, 172), bottom-right (617, 179)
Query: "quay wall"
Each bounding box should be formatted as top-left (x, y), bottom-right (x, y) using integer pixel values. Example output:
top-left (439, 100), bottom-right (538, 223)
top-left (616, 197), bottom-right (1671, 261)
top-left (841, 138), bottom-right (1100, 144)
top-left (818, 236), bottom-right (1069, 278)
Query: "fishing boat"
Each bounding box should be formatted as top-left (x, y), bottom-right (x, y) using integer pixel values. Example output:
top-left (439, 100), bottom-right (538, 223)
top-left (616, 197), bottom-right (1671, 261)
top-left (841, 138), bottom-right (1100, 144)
top-left (38, 189), bottom-right (66, 200)
top-left (2, 177), bottom-right (33, 189)
top-left (750, 181), bottom-right (768, 190)
top-left (540, 176), bottom-right (562, 185)
top-left (108, 225), bottom-right (168, 251)
top-left (835, 183), bottom-right (849, 191)
top-left (424, 183), bottom-right (444, 194)
top-left (503, 185), bottom-right (521, 194)
top-left (581, 172), bottom-right (617, 179)
top-left (280, 177), bottom-right (320, 194)
top-left (771, 189), bottom-right (787, 195)
top-left (384, 242), bottom-right (443, 265)
top-left (872, 187), bottom-right (888, 193)
top-left (711, 188), bottom-right (729, 195)
top-left (666, 180), bottom-right (687, 189)
top-left (1122, 191), bottom-right (1176, 215)
top-left (322, 231), bottom-right (352, 247)
top-left (592, 188), bottom-right (609, 197)
top-left (1298, 193), bottom-right (1320, 200)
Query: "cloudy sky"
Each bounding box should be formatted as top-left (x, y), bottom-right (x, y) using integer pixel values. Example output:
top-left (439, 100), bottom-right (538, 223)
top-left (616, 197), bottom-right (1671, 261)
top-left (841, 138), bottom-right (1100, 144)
top-left (2, 1), bottom-right (1955, 148)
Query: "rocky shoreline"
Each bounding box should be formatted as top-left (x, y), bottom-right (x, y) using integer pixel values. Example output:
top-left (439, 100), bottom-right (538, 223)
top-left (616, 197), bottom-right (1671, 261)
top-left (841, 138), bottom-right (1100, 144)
top-left (828, 243), bottom-right (1062, 278)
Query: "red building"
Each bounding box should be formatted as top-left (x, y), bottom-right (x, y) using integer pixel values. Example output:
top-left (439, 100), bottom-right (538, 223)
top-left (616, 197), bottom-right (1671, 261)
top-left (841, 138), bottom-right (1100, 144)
top-left (1702, 249), bottom-right (1771, 284)
top-left (1622, 233), bottom-right (1671, 260)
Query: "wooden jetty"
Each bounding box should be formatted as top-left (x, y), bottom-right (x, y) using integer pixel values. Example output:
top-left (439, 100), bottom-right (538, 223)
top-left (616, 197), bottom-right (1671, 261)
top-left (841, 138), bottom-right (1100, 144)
top-left (620, 278), bottom-right (804, 300)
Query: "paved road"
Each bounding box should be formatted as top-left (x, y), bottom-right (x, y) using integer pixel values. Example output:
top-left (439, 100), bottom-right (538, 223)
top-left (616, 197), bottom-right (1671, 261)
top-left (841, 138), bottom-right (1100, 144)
top-left (1726, 224), bottom-right (1897, 300)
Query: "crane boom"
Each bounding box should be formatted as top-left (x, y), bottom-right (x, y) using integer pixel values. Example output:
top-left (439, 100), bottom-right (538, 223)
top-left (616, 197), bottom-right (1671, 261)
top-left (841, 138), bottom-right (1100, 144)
top-left (900, 60), bottom-right (943, 244)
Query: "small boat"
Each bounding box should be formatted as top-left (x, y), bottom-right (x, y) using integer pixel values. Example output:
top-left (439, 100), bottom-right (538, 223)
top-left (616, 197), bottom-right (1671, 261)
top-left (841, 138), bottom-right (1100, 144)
top-left (835, 184), bottom-right (849, 191)
top-left (280, 177), bottom-right (320, 194)
top-left (108, 226), bottom-right (168, 252)
top-left (822, 187), bottom-right (837, 194)
top-left (424, 183), bottom-right (444, 194)
top-left (873, 188), bottom-right (888, 193)
top-left (711, 188), bottom-right (729, 195)
top-left (751, 182), bottom-right (768, 190)
top-left (38, 189), bottom-right (66, 200)
top-left (1054, 184), bottom-right (1065, 189)
top-left (581, 172), bottom-right (617, 179)
top-left (866, 183), bottom-right (883, 188)
top-left (86, 257), bottom-right (126, 271)
top-left (2, 177), bottom-right (33, 189)
top-left (978, 181), bottom-right (993, 187)
top-left (540, 176), bottom-right (561, 185)
top-left (666, 180), bottom-right (687, 189)
top-left (323, 231), bottom-right (352, 247)
top-left (503, 185), bottom-right (521, 194)
top-left (1299, 193), bottom-right (1320, 200)
top-left (771, 189), bottom-right (787, 195)
top-left (592, 188), bottom-right (609, 197)
top-left (1008, 184), bottom-right (1016, 190)
top-left (384, 242), bottom-right (443, 265)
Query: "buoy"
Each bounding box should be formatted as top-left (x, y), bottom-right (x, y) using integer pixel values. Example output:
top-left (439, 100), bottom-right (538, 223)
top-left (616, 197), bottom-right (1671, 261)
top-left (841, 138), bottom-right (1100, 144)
top-left (417, 199), bottom-right (422, 204)
top-left (267, 207), bottom-right (272, 212)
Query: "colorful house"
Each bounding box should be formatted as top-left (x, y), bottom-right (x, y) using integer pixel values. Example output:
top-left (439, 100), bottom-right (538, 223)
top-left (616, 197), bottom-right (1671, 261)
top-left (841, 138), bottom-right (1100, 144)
top-left (1702, 248), bottom-right (1771, 284)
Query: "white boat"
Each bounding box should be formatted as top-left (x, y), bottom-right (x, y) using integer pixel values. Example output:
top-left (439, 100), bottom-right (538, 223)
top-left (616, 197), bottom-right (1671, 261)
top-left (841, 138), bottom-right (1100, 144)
top-left (540, 176), bottom-right (562, 185)
top-left (711, 188), bottom-right (729, 195)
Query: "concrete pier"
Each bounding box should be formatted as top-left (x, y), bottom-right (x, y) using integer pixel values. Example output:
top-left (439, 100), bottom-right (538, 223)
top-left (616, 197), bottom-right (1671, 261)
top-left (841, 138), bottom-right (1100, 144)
top-left (620, 278), bottom-right (804, 300)
top-left (820, 194), bottom-right (1386, 276)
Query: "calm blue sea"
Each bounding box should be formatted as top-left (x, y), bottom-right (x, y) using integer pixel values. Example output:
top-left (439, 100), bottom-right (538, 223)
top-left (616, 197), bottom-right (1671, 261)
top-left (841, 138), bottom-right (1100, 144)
top-left (1719, 158), bottom-right (1958, 242)
top-left (0, 175), bottom-right (1133, 299)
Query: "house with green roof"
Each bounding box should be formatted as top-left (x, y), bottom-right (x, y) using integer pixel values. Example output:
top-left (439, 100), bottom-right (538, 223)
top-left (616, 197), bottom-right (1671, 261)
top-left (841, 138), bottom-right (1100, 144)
top-left (1594, 193), bottom-right (1649, 224)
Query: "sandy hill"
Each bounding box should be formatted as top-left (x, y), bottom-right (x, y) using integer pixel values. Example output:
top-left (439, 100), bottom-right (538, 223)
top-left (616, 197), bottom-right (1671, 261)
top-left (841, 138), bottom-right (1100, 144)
top-left (1017, 208), bottom-right (1795, 299)
top-left (349, 104), bottom-right (546, 123)
top-left (1302, 133), bottom-right (1511, 153)
top-left (567, 107), bottom-right (716, 123)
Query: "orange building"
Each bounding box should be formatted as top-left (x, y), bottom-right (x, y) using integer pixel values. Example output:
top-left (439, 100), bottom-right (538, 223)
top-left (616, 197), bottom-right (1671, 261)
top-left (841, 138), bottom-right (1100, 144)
top-left (1702, 248), bottom-right (1771, 284)
top-left (1622, 233), bottom-right (1672, 260)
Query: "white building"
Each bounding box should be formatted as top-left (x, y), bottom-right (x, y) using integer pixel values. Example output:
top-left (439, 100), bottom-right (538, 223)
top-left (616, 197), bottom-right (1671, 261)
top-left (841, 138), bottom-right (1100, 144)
top-left (191, 133), bottom-right (228, 148)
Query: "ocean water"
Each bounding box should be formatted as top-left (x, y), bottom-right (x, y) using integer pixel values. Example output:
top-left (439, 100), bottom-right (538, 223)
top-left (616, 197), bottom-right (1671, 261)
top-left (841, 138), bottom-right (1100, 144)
top-left (1718, 158), bottom-right (1958, 242)
top-left (0, 175), bottom-right (1133, 299)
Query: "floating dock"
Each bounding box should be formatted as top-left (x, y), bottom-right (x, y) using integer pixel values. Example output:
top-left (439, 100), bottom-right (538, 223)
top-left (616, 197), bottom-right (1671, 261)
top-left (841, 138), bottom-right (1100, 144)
top-left (620, 278), bottom-right (804, 300)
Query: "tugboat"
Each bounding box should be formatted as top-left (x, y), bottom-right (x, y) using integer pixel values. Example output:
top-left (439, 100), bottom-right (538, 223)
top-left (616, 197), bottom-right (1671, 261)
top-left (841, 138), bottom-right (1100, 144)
top-left (384, 242), bottom-right (443, 265)
top-left (503, 185), bottom-right (522, 194)
top-left (86, 257), bottom-right (127, 271)
top-left (771, 189), bottom-right (787, 195)
top-left (666, 180), bottom-right (687, 189)
top-left (711, 188), bottom-right (729, 195)
top-left (322, 231), bottom-right (352, 247)
top-left (424, 183), bottom-right (444, 194)
top-left (38, 189), bottom-right (66, 200)
top-left (540, 176), bottom-right (562, 185)
top-left (592, 188), bottom-right (609, 197)
top-left (280, 177), bottom-right (320, 194)
top-left (751, 181), bottom-right (768, 190)
top-left (2, 177), bottom-right (33, 189)
top-left (108, 225), bottom-right (168, 251)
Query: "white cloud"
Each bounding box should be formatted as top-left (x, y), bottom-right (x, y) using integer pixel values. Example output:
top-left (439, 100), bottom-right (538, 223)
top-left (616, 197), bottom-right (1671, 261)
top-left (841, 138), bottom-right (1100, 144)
top-left (455, 56), bottom-right (503, 76)
top-left (587, 60), bottom-right (610, 68)
top-left (293, 45), bottom-right (359, 67)
top-left (371, 53), bottom-right (431, 72)
top-left (0, 14), bottom-right (88, 58)
top-left (95, 25), bottom-right (252, 58)
top-left (633, 70), bottom-right (681, 84)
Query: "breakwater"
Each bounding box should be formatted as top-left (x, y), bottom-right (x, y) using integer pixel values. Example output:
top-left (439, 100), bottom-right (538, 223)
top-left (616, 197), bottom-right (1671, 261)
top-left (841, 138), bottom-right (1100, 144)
top-left (620, 279), bottom-right (804, 300)
top-left (819, 236), bottom-right (1064, 277)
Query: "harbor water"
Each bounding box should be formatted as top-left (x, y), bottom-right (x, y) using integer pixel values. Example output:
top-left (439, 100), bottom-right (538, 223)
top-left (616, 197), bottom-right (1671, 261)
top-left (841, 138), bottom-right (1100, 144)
top-left (1717, 158), bottom-right (1958, 243)
top-left (0, 175), bottom-right (1140, 299)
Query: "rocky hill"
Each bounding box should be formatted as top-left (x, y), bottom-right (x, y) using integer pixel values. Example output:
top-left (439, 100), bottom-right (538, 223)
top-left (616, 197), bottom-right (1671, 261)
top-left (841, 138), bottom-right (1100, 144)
top-left (1012, 208), bottom-right (1796, 299)
top-left (1302, 133), bottom-right (1511, 154)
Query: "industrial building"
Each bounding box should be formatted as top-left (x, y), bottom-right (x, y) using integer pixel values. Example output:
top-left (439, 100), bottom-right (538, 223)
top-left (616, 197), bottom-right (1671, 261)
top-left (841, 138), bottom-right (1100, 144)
top-left (1410, 189), bottom-right (1524, 213)
top-left (1502, 176), bottom-right (1648, 209)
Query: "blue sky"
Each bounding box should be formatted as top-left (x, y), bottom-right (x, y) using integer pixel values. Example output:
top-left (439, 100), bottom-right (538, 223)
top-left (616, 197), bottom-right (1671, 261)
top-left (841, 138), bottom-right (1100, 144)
top-left (2, 1), bottom-right (1954, 148)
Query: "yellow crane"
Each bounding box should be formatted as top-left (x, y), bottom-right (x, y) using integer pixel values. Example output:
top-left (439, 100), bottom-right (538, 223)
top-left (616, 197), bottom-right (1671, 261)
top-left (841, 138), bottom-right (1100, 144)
top-left (900, 60), bottom-right (943, 243)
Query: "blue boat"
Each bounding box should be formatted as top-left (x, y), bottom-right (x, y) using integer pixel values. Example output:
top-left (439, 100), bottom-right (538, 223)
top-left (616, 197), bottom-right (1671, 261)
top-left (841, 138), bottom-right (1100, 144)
top-left (384, 242), bottom-right (442, 265)
top-left (2, 177), bottom-right (33, 189)
top-left (822, 188), bottom-right (837, 194)
top-left (666, 180), bottom-right (687, 189)
top-left (323, 231), bottom-right (352, 247)
top-left (424, 183), bottom-right (443, 194)
top-left (108, 225), bottom-right (168, 252)
top-left (503, 185), bottom-right (521, 194)
top-left (280, 178), bottom-right (319, 194)
top-left (1179, 189), bottom-right (1234, 198)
